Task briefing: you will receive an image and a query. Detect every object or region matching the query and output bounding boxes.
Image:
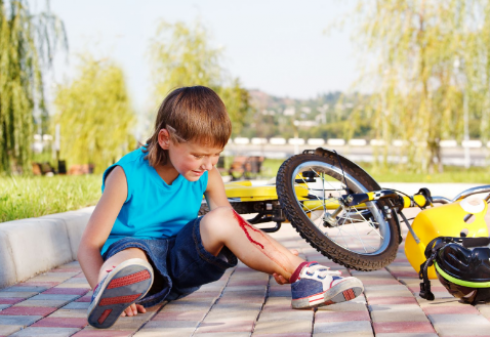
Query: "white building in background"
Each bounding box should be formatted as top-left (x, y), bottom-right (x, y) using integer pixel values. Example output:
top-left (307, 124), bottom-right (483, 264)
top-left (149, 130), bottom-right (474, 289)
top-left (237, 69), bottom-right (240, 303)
top-left (251, 138), bottom-right (268, 145)
top-left (348, 139), bottom-right (367, 146)
top-left (234, 137), bottom-right (250, 145)
top-left (307, 138), bottom-right (325, 146)
top-left (269, 138), bottom-right (286, 145)
top-left (328, 139), bottom-right (346, 146)
top-left (462, 140), bottom-right (482, 148)
top-left (370, 139), bottom-right (385, 146)
top-left (288, 138), bottom-right (305, 145)
top-left (440, 140), bottom-right (457, 148)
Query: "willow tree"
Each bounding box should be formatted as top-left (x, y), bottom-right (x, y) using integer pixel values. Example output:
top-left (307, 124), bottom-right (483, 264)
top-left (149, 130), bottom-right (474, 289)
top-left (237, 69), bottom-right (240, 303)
top-left (148, 20), bottom-right (251, 136)
top-left (352, 0), bottom-right (490, 172)
top-left (54, 56), bottom-right (136, 173)
top-left (0, 0), bottom-right (65, 173)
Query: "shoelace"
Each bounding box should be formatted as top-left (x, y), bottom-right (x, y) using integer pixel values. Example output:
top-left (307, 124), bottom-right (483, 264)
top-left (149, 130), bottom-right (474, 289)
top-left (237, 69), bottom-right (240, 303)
top-left (305, 264), bottom-right (342, 279)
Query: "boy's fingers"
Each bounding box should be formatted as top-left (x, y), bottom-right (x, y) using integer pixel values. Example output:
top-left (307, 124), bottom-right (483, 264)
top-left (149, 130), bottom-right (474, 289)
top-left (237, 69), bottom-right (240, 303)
top-left (136, 304), bottom-right (146, 313)
top-left (273, 273), bottom-right (287, 285)
top-left (290, 249), bottom-right (299, 256)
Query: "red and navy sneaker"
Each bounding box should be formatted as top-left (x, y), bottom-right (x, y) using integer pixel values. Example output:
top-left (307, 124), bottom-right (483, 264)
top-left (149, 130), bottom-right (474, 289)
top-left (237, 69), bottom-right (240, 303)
top-left (291, 262), bottom-right (363, 309)
top-left (87, 258), bottom-right (153, 329)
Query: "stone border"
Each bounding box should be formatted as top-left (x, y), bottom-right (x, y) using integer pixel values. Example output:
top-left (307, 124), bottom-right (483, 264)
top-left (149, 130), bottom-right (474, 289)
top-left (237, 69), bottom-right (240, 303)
top-left (0, 207), bottom-right (93, 288)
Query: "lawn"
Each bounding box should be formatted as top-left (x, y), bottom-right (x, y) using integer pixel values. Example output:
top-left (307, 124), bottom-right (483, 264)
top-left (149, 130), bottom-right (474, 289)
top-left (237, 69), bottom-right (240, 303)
top-left (260, 158), bottom-right (490, 183)
top-left (1, 157), bottom-right (488, 223)
top-left (0, 175), bottom-right (101, 223)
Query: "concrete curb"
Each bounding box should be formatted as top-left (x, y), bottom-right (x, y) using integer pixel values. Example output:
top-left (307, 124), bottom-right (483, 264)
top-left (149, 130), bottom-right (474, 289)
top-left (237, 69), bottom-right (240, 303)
top-left (0, 207), bottom-right (93, 288)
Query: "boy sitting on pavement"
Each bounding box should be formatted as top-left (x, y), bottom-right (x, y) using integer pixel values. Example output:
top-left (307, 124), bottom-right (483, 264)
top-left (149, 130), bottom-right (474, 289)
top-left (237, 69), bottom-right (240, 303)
top-left (78, 86), bottom-right (364, 329)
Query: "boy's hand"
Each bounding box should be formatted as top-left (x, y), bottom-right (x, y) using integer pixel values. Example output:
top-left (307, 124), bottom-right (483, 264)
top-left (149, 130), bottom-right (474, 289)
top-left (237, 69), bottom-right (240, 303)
top-left (121, 303), bottom-right (146, 317)
top-left (273, 249), bottom-right (299, 285)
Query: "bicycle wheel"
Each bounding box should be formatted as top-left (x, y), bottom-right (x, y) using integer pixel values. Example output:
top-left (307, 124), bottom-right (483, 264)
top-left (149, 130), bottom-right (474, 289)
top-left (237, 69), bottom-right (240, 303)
top-left (276, 150), bottom-right (400, 271)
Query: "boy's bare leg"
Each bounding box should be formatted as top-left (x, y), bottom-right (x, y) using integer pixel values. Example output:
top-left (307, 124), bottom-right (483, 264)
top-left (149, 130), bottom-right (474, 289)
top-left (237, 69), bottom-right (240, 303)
top-left (200, 207), bottom-right (305, 281)
top-left (98, 248), bottom-right (150, 317)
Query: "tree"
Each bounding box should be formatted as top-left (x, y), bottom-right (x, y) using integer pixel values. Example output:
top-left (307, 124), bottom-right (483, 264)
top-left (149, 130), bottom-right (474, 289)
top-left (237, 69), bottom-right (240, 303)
top-left (351, 0), bottom-right (490, 172)
top-left (148, 20), bottom-right (251, 136)
top-left (0, 0), bottom-right (66, 173)
top-left (54, 56), bottom-right (136, 173)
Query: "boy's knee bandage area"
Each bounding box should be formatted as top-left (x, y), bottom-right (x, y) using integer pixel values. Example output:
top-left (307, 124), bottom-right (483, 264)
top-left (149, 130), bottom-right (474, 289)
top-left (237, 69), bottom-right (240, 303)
top-left (232, 210), bottom-right (290, 274)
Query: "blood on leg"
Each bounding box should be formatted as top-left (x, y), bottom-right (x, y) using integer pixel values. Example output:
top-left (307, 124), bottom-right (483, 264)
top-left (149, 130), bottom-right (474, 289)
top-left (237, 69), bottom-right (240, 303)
top-left (232, 210), bottom-right (292, 276)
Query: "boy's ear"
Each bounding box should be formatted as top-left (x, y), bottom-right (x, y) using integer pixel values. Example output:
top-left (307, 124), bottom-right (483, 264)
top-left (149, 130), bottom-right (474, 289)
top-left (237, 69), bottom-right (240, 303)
top-left (158, 129), bottom-right (170, 150)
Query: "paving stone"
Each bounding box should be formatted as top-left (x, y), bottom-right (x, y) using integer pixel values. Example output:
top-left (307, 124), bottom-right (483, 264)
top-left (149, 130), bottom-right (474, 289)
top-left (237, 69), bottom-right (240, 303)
top-left (31, 317), bottom-right (88, 328)
top-left (428, 313), bottom-right (490, 325)
top-left (205, 309), bottom-right (259, 322)
top-left (152, 310), bottom-right (207, 321)
top-left (132, 328), bottom-right (194, 337)
top-left (314, 320), bottom-right (373, 334)
top-left (9, 327), bottom-right (80, 336)
top-left (258, 309), bottom-right (313, 322)
top-left (316, 301), bottom-right (368, 312)
top-left (315, 311), bottom-right (370, 323)
top-left (143, 320), bottom-right (199, 328)
top-left (16, 282), bottom-right (59, 289)
top-left (62, 302), bottom-right (90, 310)
top-left (71, 330), bottom-right (133, 337)
top-left (0, 292), bottom-right (37, 299)
top-left (194, 333), bottom-right (250, 337)
top-left (196, 320), bottom-right (255, 333)
top-left (0, 315), bottom-right (42, 326)
top-left (0, 306), bottom-right (56, 316)
top-left (422, 305), bottom-right (480, 315)
top-left (376, 333), bottom-right (438, 337)
top-left (373, 322), bottom-right (436, 334)
top-left (28, 294), bottom-right (80, 302)
top-left (14, 299), bottom-right (71, 308)
top-left (477, 304), bottom-right (490, 318)
top-left (368, 297), bottom-right (418, 305)
top-left (49, 308), bottom-right (87, 318)
top-left (313, 332), bottom-right (374, 337)
top-left (0, 298), bottom-right (23, 305)
top-left (0, 325), bottom-right (22, 336)
top-left (365, 288), bottom-right (414, 298)
top-left (1, 287), bottom-right (46, 293)
top-left (369, 304), bottom-right (428, 323)
top-left (42, 288), bottom-right (89, 296)
top-left (254, 320), bottom-right (312, 334)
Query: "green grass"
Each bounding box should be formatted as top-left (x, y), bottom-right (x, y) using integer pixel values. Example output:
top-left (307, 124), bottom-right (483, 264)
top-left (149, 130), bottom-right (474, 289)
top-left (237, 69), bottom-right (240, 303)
top-left (0, 175), bottom-right (101, 223)
top-left (259, 158), bottom-right (490, 183)
top-left (2, 158), bottom-right (488, 223)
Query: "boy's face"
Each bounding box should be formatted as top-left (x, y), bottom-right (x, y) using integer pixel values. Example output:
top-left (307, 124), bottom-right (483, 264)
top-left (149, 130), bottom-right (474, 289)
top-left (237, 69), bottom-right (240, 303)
top-left (166, 139), bottom-right (223, 182)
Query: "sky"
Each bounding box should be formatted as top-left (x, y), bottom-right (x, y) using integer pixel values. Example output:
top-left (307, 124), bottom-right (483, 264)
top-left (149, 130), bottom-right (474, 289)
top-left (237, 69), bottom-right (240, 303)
top-left (41, 0), bottom-right (358, 113)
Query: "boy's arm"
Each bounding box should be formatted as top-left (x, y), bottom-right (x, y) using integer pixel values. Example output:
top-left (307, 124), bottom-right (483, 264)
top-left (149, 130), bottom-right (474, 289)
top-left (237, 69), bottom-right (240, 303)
top-left (77, 166), bottom-right (127, 289)
top-left (204, 167), bottom-right (231, 210)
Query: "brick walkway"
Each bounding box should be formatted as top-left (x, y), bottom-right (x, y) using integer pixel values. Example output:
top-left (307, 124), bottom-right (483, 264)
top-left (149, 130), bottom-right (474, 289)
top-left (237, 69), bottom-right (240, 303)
top-left (1, 218), bottom-right (490, 337)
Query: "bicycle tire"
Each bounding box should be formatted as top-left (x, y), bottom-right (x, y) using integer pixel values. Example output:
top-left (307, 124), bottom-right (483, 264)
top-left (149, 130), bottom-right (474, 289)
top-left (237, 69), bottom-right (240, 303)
top-left (276, 150), bottom-right (400, 271)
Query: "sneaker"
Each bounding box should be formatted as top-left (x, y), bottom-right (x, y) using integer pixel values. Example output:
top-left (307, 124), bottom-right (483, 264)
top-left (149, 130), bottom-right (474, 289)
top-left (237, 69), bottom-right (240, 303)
top-left (291, 262), bottom-right (364, 309)
top-left (87, 258), bottom-right (154, 329)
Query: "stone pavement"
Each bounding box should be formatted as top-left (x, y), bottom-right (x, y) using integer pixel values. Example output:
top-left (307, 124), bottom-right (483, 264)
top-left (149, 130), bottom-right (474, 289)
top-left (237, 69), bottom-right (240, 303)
top-left (2, 214), bottom-right (490, 337)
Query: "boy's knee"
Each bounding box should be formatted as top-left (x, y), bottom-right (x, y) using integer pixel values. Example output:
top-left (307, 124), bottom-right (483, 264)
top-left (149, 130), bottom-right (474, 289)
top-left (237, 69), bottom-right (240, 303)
top-left (201, 206), bottom-right (235, 235)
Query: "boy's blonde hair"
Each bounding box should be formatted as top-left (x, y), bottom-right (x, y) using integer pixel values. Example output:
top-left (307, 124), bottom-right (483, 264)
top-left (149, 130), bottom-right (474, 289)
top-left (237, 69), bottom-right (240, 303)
top-left (144, 86), bottom-right (232, 167)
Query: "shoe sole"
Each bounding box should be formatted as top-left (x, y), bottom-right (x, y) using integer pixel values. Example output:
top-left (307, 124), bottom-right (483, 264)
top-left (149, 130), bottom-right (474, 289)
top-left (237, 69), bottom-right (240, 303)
top-left (291, 277), bottom-right (364, 309)
top-left (87, 258), bottom-right (154, 329)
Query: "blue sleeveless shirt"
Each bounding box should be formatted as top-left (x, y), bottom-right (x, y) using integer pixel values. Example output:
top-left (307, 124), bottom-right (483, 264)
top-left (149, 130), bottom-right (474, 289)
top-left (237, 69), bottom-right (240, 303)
top-left (100, 148), bottom-right (208, 255)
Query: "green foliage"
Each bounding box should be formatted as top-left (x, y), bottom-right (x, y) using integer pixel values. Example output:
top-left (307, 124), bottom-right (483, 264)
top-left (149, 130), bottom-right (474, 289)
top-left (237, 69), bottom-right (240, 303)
top-left (0, 174), bottom-right (101, 222)
top-left (0, 0), bottom-right (65, 173)
top-left (54, 56), bottom-right (136, 173)
top-left (148, 20), bottom-right (250, 136)
top-left (352, 0), bottom-right (490, 173)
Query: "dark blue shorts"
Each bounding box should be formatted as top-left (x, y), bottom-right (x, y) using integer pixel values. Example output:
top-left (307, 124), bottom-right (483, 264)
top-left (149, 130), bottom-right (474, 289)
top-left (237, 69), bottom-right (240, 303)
top-left (101, 217), bottom-right (238, 307)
